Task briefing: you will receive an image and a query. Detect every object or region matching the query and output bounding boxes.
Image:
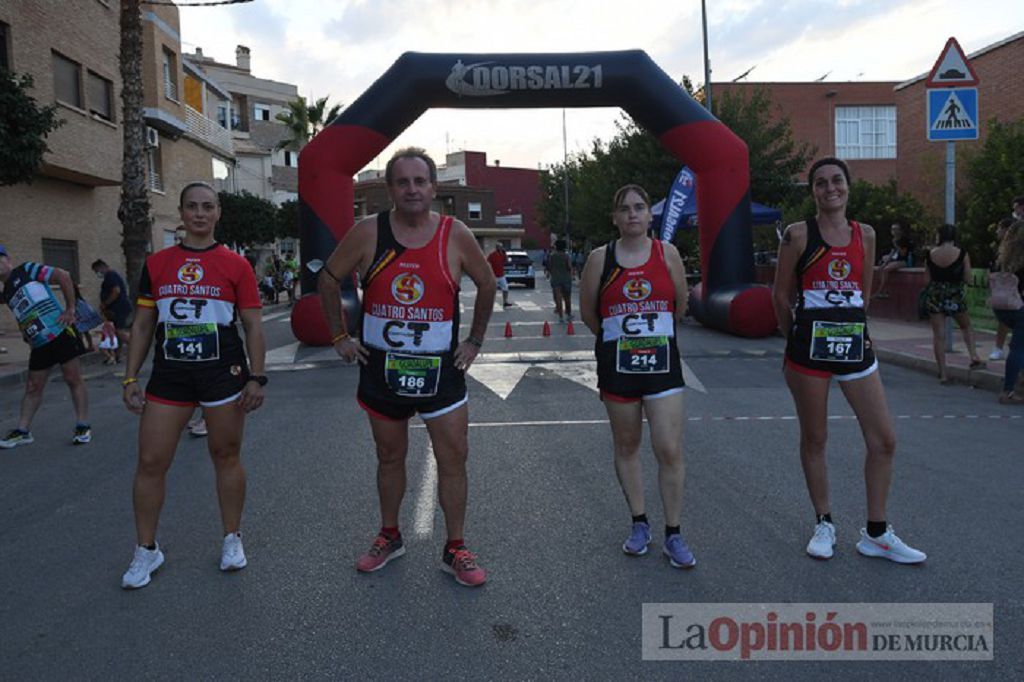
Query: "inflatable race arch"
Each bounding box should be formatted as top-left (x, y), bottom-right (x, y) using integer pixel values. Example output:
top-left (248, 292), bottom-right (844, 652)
top-left (293, 51), bottom-right (777, 344)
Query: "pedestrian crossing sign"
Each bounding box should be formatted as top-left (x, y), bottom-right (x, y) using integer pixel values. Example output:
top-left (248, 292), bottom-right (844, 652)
top-left (927, 88), bottom-right (978, 141)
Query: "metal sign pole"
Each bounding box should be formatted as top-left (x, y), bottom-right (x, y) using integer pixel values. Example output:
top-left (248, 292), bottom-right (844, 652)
top-left (944, 140), bottom-right (955, 351)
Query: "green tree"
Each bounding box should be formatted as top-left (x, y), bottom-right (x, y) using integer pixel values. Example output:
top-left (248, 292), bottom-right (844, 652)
top-left (276, 199), bottom-right (299, 240)
top-left (536, 78), bottom-right (812, 251)
top-left (216, 191), bottom-right (278, 247)
top-left (714, 87), bottom-right (814, 208)
top-left (785, 179), bottom-right (929, 256)
top-left (0, 71), bottom-right (63, 186)
top-left (961, 118), bottom-right (1024, 266)
top-left (275, 96), bottom-right (343, 151)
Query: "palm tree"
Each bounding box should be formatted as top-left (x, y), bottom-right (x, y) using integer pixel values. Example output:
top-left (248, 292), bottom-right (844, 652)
top-left (118, 0), bottom-right (151, 299)
top-left (275, 96), bottom-right (342, 151)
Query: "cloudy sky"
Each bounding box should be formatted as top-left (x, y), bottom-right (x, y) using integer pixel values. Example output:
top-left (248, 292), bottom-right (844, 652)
top-left (179, 0), bottom-right (1022, 171)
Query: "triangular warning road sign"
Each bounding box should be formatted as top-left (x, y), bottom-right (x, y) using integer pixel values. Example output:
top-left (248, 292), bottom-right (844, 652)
top-left (930, 90), bottom-right (977, 132)
top-left (925, 37), bottom-right (979, 87)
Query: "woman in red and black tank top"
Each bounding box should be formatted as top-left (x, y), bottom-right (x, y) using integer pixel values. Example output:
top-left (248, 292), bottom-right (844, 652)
top-left (773, 158), bottom-right (926, 565)
top-left (579, 184), bottom-right (696, 568)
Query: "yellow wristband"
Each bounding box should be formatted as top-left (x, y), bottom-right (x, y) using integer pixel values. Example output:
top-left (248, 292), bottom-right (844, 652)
top-left (122, 377), bottom-right (138, 387)
top-left (331, 331), bottom-right (350, 344)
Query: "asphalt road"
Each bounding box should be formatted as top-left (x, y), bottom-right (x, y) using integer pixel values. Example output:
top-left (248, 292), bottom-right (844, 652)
top-left (0, 280), bottom-right (1021, 680)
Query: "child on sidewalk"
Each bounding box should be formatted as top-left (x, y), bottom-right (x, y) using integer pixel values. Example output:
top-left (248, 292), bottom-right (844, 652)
top-left (97, 319), bottom-right (119, 365)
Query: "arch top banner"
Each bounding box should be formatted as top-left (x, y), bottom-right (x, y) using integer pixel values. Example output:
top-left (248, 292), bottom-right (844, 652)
top-left (337, 51), bottom-right (714, 140)
top-left (294, 50), bottom-right (777, 342)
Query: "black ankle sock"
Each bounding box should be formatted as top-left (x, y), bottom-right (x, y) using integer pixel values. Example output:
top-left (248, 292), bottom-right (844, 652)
top-left (867, 521), bottom-right (887, 538)
top-left (816, 513), bottom-right (833, 525)
top-left (143, 543), bottom-right (156, 551)
top-left (665, 525), bottom-right (681, 538)
top-left (632, 514), bottom-right (648, 524)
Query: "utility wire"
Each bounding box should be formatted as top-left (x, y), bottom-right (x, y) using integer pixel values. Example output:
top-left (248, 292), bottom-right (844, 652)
top-left (142, 0), bottom-right (254, 7)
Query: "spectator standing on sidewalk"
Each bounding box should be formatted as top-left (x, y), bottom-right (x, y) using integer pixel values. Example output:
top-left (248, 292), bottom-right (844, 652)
top-left (993, 219), bottom-right (1024, 404)
top-left (487, 244), bottom-right (511, 307)
top-left (921, 224), bottom-right (984, 383)
top-left (0, 244), bottom-right (91, 448)
top-left (988, 218), bottom-right (1015, 361)
top-left (92, 259), bottom-right (132, 361)
top-left (546, 239), bottom-right (574, 323)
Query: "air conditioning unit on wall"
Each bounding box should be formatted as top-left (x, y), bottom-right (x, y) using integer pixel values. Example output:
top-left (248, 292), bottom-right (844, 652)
top-left (145, 127), bottom-right (160, 149)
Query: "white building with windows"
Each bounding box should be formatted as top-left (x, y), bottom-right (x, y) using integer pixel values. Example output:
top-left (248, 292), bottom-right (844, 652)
top-left (185, 45), bottom-right (300, 208)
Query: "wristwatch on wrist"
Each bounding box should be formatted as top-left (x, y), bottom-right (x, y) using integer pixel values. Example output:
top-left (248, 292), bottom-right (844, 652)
top-left (247, 374), bottom-right (269, 387)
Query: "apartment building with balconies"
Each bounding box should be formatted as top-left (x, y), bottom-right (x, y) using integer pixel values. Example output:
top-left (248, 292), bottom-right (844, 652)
top-left (141, 3), bottom-right (235, 249)
top-left (0, 0), bottom-right (123, 338)
top-left (185, 45), bottom-right (300, 207)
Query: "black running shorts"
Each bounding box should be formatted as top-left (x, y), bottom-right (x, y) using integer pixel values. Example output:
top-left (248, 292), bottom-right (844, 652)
top-left (28, 328), bottom-right (85, 371)
top-left (145, 361), bottom-right (250, 407)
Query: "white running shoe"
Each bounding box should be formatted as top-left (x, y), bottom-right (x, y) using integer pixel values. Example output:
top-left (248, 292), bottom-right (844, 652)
top-left (122, 544), bottom-right (164, 589)
top-left (0, 429), bottom-right (33, 449)
top-left (856, 526), bottom-right (926, 564)
top-left (989, 348), bottom-right (1004, 361)
top-left (188, 418), bottom-right (208, 437)
top-left (220, 532), bottom-right (247, 571)
top-left (806, 521), bottom-right (836, 559)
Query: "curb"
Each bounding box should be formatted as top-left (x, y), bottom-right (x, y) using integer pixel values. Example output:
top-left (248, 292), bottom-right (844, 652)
top-left (0, 349), bottom-right (111, 388)
top-left (874, 348), bottom-right (1004, 392)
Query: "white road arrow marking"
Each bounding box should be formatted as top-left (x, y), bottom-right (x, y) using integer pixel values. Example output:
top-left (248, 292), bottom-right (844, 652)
top-left (467, 362), bottom-right (531, 400)
top-left (680, 360), bottom-right (707, 394)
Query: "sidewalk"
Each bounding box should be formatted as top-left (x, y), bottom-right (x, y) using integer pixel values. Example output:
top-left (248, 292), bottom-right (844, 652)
top-left (0, 314), bottom-right (1014, 392)
top-left (868, 318), bottom-right (1009, 392)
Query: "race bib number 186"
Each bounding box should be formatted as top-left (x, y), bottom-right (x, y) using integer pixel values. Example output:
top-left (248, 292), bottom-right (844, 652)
top-left (385, 353), bottom-right (441, 397)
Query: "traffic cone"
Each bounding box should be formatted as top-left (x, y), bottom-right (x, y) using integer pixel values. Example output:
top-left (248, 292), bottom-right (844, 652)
top-left (504, 321), bottom-right (513, 338)
top-left (566, 320), bottom-right (575, 335)
top-left (542, 321), bottom-right (551, 337)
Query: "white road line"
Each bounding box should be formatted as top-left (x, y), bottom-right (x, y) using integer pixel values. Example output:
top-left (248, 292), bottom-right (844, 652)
top-left (261, 310), bottom-right (291, 323)
top-left (265, 341), bottom-right (300, 365)
top-left (407, 414), bottom-right (1019, 429)
top-left (412, 440), bottom-right (438, 539)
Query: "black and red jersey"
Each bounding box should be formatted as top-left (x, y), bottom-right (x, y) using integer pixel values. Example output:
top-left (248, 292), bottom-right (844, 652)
top-left (785, 217), bottom-right (877, 376)
top-left (360, 213), bottom-right (459, 354)
top-left (793, 218), bottom-right (867, 317)
top-left (595, 239), bottom-right (684, 398)
top-left (137, 243), bottom-right (260, 369)
top-left (357, 211), bottom-right (466, 407)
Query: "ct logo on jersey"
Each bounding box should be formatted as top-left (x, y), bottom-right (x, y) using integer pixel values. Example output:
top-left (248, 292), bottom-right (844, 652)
top-left (623, 278), bottom-right (652, 301)
top-left (391, 273), bottom-right (425, 305)
top-left (177, 262), bottom-right (204, 285)
top-left (827, 258), bottom-right (851, 281)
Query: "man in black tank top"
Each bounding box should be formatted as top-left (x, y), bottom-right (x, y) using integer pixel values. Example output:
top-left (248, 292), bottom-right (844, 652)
top-left (318, 148), bottom-right (497, 587)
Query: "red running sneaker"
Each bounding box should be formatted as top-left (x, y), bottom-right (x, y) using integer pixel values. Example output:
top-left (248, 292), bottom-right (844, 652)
top-left (355, 533), bottom-right (405, 573)
top-left (441, 545), bottom-right (487, 587)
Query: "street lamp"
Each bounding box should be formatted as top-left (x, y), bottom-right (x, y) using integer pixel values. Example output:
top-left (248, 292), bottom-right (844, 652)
top-left (702, 0), bottom-right (712, 111)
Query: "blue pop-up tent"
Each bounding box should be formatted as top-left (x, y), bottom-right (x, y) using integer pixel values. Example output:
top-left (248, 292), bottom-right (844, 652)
top-left (651, 197), bottom-right (782, 232)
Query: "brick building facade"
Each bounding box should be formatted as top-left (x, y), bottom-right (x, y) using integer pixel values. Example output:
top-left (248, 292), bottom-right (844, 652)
top-left (438, 151), bottom-right (544, 248)
top-left (712, 31), bottom-right (1024, 221)
top-left (713, 80), bottom-right (899, 186)
top-left (0, 0), bottom-right (123, 338)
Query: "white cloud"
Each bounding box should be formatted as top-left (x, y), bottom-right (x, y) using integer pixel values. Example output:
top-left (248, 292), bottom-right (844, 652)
top-left (179, 0), bottom-right (1022, 169)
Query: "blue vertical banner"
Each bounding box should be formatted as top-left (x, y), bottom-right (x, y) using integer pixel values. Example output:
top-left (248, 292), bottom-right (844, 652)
top-left (660, 166), bottom-right (697, 242)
